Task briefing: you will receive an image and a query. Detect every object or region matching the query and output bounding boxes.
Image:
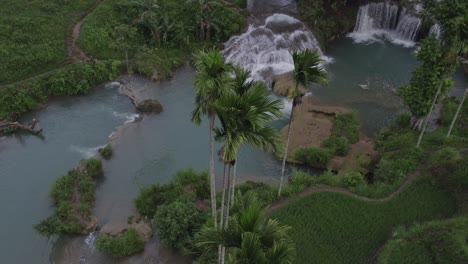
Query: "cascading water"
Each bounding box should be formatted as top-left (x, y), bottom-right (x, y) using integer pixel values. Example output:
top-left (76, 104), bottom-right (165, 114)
top-left (349, 2), bottom-right (422, 47)
top-left (223, 13), bottom-right (326, 83)
top-left (429, 23), bottom-right (441, 39)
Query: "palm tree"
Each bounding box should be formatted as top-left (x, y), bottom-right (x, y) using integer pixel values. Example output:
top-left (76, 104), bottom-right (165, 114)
top-left (126, 0), bottom-right (161, 44)
top-left (278, 49), bottom-right (328, 197)
top-left (186, 0), bottom-right (222, 42)
top-left (195, 191), bottom-right (296, 264)
top-left (192, 50), bottom-right (233, 227)
top-left (214, 74), bottom-right (283, 263)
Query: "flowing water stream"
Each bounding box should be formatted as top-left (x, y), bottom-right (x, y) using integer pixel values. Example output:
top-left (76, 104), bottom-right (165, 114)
top-left (0, 1), bottom-right (467, 263)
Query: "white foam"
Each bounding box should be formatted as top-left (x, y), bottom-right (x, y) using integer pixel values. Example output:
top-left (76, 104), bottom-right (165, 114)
top-left (70, 145), bottom-right (105, 158)
top-left (112, 112), bottom-right (141, 124)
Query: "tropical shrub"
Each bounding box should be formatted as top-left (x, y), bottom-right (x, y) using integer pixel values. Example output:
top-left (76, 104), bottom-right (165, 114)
top-left (343, 171), bottom-right (365, 187)
top-left (95, 228), bottom-right (145, 257)
top-left (294, 147), bottom-right (333, 168)
top-left (85, 158), bottom-right (103, 179)
top-left (98, 144), bottom-right (113, 159)
top-left (395, 112), bottom-right (412, 128)
top-left (323, 136), bottom-right (350, 156)
top-left (332, 113), bottom-right (360, 143)
top-left (153, 200), bottom-right (206, 250)
top-left (134, 183), bottom-right (179, 217)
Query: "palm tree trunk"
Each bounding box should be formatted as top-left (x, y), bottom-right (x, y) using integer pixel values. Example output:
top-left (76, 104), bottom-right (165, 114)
top-left (209, 113), bottom-right (217, 227)
top-left (220, 163), bottom-right (228, 228)
top-left (224, 163), bottom-right (232, 228)
top-left (447, 87), bottom-right (467, 137)
top-left (218, 163), bottom-right (227, 264)
top-left (278, 104), bottom-right (295, 197)
top-left (230, 158), bottom-right (237, 207)
top-left (417, 80), bottom-right (443, 147)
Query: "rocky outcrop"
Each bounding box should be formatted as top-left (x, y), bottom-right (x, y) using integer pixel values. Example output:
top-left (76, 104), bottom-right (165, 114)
top-left (282, 95), bottom-right (377, 172)
top-left (136, 99), bottom-right (163, 114)
top-left (272, 71), bottom-right (305, 96)
top-left (99, 215), bottom-right (152, 242)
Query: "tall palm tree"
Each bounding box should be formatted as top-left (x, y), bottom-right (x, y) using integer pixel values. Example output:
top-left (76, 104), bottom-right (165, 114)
top-left (192, 50), bottom-right (233, 227)
top-left (195, 191), bottom-right (296, 264)
top-left (214, 75), bottom-right (283, 263)
top-left (278, 49), bottom-right (328, 197)
top-left (126, 0), bottom-right (161, 44)
top-left (186, 0), bottom-right (222, 42)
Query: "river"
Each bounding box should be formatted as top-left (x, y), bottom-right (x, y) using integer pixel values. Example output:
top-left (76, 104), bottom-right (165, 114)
top-left (0, 2), bottom-right (467, 263)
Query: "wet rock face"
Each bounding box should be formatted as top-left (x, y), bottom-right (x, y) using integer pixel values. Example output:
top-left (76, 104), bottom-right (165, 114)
top-left (136, 99), bottom-right (163, 114)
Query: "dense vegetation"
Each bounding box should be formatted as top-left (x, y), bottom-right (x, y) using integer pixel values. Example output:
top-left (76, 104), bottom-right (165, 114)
top-left (95, 228), bottom-right (145, 257)
top-left (134, 169), bottom-right (210, 250)
top-left (378, 217), bottom-right (468, 264)
top-left (269, 178), bottom-right (457, 264)
top-left (98, 144), bottom-right (113, 160)
top-left (0, 0), bottom-right (95, 84)
top-left (34, 159), bottom-right (103, 237)
top-left (0, 60), bottom-right (121, 120)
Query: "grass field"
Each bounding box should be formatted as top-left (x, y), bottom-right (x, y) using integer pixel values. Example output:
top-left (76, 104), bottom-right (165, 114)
top-left (377, 217), bottom-right (468, 264)
top-left (0, 0), bottom-right (95, 84)
top-left (269, 178), bottom-right (457, 264)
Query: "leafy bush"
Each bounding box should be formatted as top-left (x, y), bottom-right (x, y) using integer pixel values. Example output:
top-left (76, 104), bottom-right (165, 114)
top-left (1, 60), bottom-right (122, 119)
top-left (134, 183), bottom-right (179, 217)
top-left (427, 147), bottom-right (463, 191)
top-left (395, 112), bottom-right (412, 128)
top-left (378, 217), bottom-right (468, 264)
top-left (85, 158), bottom-right (103, 179)
top-left (332, 113), bottom-right (360, 143)
top-left (95, 228), bottom-right (145, 257)
top-left (294, 147), bottom-right (333, 168)
top-left (173, 169), bottom-right (210, 200)
top-left (290, 170), bottom-right (313, 188)
top-left (343, 172), bottom-right (365, 187)
top-left (236, 182), bottom-right (276, 207)
top-left (309, 170), bottom-right (342, 187)
top-left (374, 159), bottom-right (406, 184)
top-left (133, 46), bottom-right (187, 80)
top-left (98, 144), bottom-right (113, 159)
top-left (154, 200), bottom-right (206, 250)
top-left (440, 98), bottom-right (459, 126)
top-left (323, 136), bottom-right (350, 156)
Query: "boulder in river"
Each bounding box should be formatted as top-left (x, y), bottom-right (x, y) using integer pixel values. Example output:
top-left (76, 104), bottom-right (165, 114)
top-left (136, 99), bottom-right (163, 114)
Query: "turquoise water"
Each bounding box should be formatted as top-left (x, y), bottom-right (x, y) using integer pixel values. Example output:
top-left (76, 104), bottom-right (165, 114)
top-left (0, 38), bottom-right (466, 263)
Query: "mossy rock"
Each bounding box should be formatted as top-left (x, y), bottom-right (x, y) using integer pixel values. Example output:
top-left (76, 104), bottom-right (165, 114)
top-left (136, 99), bottom-right (163, 114)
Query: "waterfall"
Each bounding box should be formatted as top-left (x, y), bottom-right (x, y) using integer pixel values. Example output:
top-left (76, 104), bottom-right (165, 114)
top-left (349, 2), bottom-right (422, 47)
top-left (429, 23), bottom-right (441, 39)
top-left (223, 13), bottom-right (328, 83)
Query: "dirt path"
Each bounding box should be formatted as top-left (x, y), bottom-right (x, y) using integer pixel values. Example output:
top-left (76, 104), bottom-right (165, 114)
top-left (265, 169), bottom-right (421, 215)
top-left (67, 0), bottom-right (103, 62)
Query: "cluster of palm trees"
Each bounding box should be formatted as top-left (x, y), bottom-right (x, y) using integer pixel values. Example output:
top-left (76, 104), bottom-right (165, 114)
top-left (126, 0), bottom-right (225, 44)
top-left (191, 48), bottom-right (327, 263)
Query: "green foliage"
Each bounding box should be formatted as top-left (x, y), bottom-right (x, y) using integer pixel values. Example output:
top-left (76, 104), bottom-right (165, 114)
top-left (343, 171), bottom-right (365, 187)
top-left (34, 158), bottom-right (101, 237)
top-left (440, 98), bottom-right (459, 126)
top-left (378, 217), bottom-right (468, 264)
top-left (297, 0), bottom-right (359, 47)
top-left (332, 113), bottom-right (360, 143)
top-left (394, 112), bottom-right (412, 128)
top-left (294, 147), bottom-right (333, 168)
top-left (133, 46), bottom-right (187, 80)
top-left (236, 182), bottom-right (277, 207)
top-left (374, 148), bottom-right (422, 184)
top-left (0, 0), bottom-right (95, 84)
top-left (154, 200), bottom-right (205, 250)
top-left (134, 169), bottom-right (209, 217)
top-left (98, 144), bottom-right (113, 160)
top-left (0, 60), bottom-right (122, 119)
top-left (85, 158), bottom-right (103, 179)
top-left (95, 228), bottom-right (145, 257)
top-left (323, 136), bottom-right (350, 156)
top-left (397, 36), bottom-right (456, 119)
top-left (269, 178), bottom-right (456, 264)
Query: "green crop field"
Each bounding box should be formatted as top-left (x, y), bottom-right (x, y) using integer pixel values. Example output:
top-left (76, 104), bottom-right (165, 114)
top-left (269, 178), bottom-right (457, 264)
top-left (0, 0), bottom-right (95, 84)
